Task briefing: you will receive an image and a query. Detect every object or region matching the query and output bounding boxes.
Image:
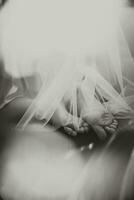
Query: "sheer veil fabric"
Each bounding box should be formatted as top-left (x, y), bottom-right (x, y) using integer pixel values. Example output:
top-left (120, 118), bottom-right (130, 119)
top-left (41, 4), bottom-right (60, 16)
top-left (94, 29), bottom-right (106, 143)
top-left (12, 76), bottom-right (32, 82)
top-left (0, 0), bottom-right (134, 129)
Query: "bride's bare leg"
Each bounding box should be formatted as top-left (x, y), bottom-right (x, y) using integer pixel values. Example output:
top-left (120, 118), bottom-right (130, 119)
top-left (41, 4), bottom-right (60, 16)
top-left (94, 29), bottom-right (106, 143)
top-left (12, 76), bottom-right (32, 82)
top-left (0, 97), bottom-right (32, 124)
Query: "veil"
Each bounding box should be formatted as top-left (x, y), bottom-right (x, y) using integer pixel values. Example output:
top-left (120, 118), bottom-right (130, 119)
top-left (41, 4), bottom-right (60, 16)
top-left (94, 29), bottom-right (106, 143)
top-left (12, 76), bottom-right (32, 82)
top-left (0, 0), bottom-right (134, 129)
top-left (17, 27), bottom-right (134, 129)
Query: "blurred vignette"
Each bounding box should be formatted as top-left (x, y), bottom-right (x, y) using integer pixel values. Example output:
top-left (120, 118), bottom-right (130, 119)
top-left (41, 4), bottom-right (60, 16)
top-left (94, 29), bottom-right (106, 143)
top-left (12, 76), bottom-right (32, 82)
top-left (0, 0), bottom-right (134, 200)
top-left (0, 122), bottom-right (134, 200)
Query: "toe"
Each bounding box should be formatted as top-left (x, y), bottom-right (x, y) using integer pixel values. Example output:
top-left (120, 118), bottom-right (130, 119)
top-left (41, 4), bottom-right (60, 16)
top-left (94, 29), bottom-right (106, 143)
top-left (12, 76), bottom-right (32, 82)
top-left (78, 127), bottom-right (85, 134)
top-left (72, 130), bottom-right (77, 136)
top-left (66, 123), bottom-right (74, 129)
top-left (64, 127), bottom-right (71, 135)
top-left (113, 119), bottom-right (118, 125)
top-left (78, 123), bottom-right (90, 134)
top-left (64, 127), bottom-right (77, 136)
top-left (84, 126), bottom-right (89, 133)
top-left (103, 120), bottom-right (112, 126)
top-left (83, 122), bottom-right (89, 127)
top-left (93, 125), bottom-right (107, 140)
top-left (105, 126), bottom-right (116, 134)
top-left (109, 124), bottom-right (117, 129)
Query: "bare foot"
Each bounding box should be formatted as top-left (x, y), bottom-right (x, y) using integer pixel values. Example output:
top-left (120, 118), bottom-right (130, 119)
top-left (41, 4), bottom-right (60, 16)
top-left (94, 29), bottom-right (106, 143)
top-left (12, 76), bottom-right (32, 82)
top-left (50, 104), bottom-right (89, 136)
top-left (87, 113), bottom-right (118, 140)
top-left (77, 88), bottom-right (118, 140)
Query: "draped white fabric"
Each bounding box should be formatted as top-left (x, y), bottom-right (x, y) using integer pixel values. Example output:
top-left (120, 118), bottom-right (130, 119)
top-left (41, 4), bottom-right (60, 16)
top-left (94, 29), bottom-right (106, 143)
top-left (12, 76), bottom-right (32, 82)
top-left (0, 0), bottom-right (134, 129)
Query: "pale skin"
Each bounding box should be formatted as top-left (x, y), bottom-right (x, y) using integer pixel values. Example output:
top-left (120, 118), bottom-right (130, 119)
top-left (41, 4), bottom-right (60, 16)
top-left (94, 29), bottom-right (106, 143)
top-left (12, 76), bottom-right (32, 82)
top-left (77, 87), bottom-right (118, 140)
top-left (0, 93), bottom-right (118, 139)
top-left (0, 97), bottom-right (89, 136)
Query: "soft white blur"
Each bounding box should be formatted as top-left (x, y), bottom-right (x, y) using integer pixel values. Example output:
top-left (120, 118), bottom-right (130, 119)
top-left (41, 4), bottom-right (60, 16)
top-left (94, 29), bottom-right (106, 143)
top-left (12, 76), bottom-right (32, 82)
top-left (0, 125), bottom-right (85, 200)
top-left (0, 123), bottom-right (132, 200)
top-left (0, 124), bottom-right (129, 200)
top-left (0, 0), bottom-right (123, 77)
top-left (121, 7), bottom-right (134, 57)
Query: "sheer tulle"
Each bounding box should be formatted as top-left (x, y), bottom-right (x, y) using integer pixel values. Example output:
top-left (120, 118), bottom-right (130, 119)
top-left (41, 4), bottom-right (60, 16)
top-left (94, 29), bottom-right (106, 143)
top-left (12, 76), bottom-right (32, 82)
top-left (17, 28), bottom-right (134, 129)
top-left (0, 0), bottom-right (134, 129)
